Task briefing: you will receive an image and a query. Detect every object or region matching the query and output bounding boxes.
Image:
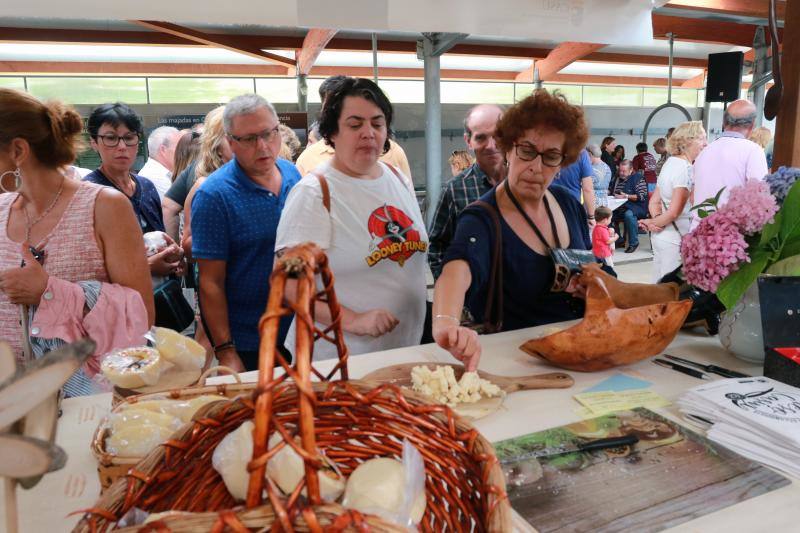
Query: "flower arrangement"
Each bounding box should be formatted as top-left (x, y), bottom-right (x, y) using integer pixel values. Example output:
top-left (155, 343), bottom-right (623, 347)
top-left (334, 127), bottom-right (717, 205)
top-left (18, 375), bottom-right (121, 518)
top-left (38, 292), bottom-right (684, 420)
top-left (681, 167), bottom-right (800, 310)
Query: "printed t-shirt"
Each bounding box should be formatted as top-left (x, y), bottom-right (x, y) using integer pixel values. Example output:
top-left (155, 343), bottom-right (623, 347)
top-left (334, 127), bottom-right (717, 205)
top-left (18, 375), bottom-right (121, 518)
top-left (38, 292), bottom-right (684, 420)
top-left (275, 161), bottom-right (428, 358)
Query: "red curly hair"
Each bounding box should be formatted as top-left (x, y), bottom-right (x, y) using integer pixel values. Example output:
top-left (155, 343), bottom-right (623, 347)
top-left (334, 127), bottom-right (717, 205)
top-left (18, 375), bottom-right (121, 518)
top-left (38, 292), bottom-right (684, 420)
top-left (494, 89), bottom-right (589, 167)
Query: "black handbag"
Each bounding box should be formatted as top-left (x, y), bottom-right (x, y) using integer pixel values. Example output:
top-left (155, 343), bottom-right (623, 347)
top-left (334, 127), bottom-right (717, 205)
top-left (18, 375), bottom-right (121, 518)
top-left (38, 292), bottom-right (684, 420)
top-left (154, 277), bottom-right (195, 332)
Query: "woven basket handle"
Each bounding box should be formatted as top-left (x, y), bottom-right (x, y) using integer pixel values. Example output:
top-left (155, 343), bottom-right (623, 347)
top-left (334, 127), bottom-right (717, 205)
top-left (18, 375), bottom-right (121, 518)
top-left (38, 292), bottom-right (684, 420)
top-left (197, 365), bottom-right (242, 385)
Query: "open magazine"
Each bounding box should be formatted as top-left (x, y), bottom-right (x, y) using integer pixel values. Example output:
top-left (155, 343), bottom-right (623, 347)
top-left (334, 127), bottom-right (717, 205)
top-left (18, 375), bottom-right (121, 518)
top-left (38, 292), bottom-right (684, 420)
top-left (677, 376), bottom-right (800, 478)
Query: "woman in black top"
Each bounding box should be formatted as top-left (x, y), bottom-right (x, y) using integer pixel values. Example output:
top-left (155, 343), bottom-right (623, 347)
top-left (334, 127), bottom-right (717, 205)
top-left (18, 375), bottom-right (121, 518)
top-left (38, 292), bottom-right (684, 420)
top-left (601, 135), bottom-right (618, 179)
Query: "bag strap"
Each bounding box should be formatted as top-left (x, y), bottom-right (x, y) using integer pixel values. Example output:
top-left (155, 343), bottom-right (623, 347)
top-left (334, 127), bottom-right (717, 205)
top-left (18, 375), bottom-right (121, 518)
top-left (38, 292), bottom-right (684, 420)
top-left (661, 198), bottom-right (682, 236)
top-left (469, 200), bottom-right (504, 333)
top-left (311, 170), bottom-right (331, 213)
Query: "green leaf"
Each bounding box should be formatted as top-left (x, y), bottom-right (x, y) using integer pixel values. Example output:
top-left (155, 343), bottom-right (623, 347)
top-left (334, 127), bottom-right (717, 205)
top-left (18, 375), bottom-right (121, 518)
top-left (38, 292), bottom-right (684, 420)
top-left (779, 180), bottom-right (800, 242)
top-left (766, 255), bottom-right (800, 276)
top-left (698, 209), bottom-right (709, 219)
top-left (716, 250), bottom-right (770, 310)
top-left (760, 211), bottom-right (782, 246)
top-left (713, 187), bottom-right (726, 205)
top-left (780, 235), bottom-right (800, 260)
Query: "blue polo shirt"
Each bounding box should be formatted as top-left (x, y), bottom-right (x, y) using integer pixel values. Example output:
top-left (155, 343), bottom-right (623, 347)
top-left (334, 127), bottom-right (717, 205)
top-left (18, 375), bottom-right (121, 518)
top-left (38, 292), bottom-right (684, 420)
top-left (191, 158), bottom-right (301, 352)
top-left (551, 150), bottom-right (592, 201)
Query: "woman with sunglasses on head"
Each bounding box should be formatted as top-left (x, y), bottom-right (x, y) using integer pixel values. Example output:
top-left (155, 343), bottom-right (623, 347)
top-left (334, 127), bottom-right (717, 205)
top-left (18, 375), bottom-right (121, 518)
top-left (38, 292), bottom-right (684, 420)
top-left (0, 89), bottom-right (153, 396)
top-left (432, 90), bottom-right (592, 371)
top-left (84, 103), bottom-right (184, 278)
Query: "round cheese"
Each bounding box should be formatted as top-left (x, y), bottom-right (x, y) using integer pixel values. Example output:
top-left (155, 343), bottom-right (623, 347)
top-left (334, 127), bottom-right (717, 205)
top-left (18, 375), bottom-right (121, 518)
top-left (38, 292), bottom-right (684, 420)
top-left (342, 457), bottom-right (426, 523)
top-left (101, 347), bottom-right (166, 389)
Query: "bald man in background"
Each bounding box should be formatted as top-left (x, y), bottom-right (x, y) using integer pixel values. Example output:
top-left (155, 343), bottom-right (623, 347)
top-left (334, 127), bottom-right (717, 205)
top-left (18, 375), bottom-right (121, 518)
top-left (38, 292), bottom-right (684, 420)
top-left (427, 104), bottom-right (506, 280)
top-left (691, 99), bottom-right (769, 229)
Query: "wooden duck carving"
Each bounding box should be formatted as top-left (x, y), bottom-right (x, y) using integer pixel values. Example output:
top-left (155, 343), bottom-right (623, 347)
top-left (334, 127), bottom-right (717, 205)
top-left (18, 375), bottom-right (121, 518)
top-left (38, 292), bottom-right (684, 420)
top-left (520, 273), bottom-right (691, 372)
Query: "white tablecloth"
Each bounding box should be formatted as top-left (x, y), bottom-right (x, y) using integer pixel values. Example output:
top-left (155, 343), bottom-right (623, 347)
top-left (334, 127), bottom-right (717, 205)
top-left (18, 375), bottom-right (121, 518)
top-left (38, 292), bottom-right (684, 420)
top-left (606, 197), bottom-right (628, 211)
top-left (6, 326), bottom-right (797, 532)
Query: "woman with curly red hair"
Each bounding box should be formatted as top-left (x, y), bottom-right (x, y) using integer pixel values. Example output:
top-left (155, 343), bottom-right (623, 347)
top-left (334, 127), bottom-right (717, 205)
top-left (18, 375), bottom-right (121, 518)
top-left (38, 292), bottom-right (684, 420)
top-left (431, 89), bottom-right (594, 370)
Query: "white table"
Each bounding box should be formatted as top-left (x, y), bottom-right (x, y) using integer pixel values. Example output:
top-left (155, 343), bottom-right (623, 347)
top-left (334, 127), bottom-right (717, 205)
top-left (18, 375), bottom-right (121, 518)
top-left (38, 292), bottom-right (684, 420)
top-left (5, 326), bottom-right (797, 532)
top-left (606, 197), bottom-right (628, 211)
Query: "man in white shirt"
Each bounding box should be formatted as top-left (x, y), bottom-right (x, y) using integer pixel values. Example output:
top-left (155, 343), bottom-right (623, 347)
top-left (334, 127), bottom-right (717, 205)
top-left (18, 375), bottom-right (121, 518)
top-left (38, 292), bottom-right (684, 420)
top-left (691, 99), bottom-right (769, 228)
top-left (139, 125), bottom-right (181, 198)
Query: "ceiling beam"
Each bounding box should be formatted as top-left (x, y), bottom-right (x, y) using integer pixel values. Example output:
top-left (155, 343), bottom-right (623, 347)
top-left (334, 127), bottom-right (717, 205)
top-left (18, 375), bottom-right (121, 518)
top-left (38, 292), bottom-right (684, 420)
top-left (548, 74), bottom-right (689, 87)
top-left (296, 29), bottom-right (337, 76)
top-left (535, 42), bottom-right (607, 81)
top-left (664, 0), bottom-right (786, 20)
top-left (129, 20), bottom-right (297, 67)
top-left (309, 65), bottom-right (518, 81)
top-left (681, 70), bottom-right (706, 88)
top-left (652, 13), bottom-right (782, 46)
top-left (0, 61), bottom-right (291, 76)
top-left (582, 52), bottom-right (706, 69)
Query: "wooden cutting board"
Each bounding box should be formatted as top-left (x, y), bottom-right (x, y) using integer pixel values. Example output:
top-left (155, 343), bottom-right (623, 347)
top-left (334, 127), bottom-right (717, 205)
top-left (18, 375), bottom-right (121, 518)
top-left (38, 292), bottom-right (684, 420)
top-left (361, 363), bottom-right (574, 420)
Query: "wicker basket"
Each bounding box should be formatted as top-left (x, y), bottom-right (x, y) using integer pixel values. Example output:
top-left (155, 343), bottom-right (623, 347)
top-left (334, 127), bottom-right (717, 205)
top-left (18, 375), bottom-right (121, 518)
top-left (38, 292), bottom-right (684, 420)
top-left (110, 364), bottom-right (240, 407)
top-left (92, 368), bottom-right (249, 491)
top-left (74, 244), bottom-right (511, 532)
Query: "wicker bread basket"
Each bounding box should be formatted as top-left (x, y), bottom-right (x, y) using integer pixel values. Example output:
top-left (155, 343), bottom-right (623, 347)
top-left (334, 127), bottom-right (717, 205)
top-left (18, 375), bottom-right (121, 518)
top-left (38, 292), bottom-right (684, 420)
top-left (91, 368), bottom-right (248, 491)
top-left (74, 244), bottom-right (511, 532)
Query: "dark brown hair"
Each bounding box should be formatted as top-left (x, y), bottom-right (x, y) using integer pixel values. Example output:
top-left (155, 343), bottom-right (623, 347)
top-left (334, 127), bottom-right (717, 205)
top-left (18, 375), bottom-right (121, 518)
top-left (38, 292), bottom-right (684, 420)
top-left (318, 77), bottom-right (393, 154)
top-left (494, 89), bottom-right (588, 167)
top-left (595, 206), bottom-right (613, 221)
top-left (0, 88), bottom-right (84, 168)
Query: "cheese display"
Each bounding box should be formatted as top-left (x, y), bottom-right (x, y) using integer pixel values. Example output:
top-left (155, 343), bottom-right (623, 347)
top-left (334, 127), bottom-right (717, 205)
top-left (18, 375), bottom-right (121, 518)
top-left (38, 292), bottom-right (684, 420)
top-left (342, 457), bottom-right (426, 523)
top-left (211, 420), bottom-right (254, 501)
top-left (100, 347), bottom-right (168, 389)
top-left (104, 396), bottom-right (225, 458)
top-left (410, 365), bottom-right (502, 407)
top-left (266, 433), bottom-right (345, 502)
top-left (152, 327), bottom-right (206, 370)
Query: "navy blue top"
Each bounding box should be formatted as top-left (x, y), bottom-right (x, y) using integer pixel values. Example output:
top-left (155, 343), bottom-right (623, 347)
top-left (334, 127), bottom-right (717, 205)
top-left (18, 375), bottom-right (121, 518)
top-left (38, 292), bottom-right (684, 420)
top-left (84, 169), bottom-right (164, 234)
top-left (190, 158), bottom-right (301, 352)
top-left (444, 185), bottom-right (591, 332)
top-left (551, 150), bottom-right (592, 201)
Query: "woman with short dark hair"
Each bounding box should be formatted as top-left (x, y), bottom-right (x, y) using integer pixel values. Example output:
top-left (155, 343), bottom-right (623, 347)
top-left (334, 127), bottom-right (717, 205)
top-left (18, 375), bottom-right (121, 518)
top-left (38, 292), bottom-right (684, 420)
top-left (432, 89), bottom-right (595, 370)
top-left (84, 102), bottom-right (184, 278)
top-left (601, 135), bottom-right (618, 179)
top-left (275, 77), bottom-right (428, 359)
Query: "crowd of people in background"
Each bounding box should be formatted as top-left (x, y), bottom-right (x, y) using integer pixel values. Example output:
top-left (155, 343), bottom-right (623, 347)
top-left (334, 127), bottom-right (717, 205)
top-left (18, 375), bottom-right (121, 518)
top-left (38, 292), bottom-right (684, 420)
top-left (0, 77), bottom-right (776, 393)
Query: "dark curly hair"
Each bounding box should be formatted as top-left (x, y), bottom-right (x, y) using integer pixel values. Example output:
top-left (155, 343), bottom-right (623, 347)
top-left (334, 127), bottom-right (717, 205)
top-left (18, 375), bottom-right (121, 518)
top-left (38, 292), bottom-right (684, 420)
top-left (495, 89), bottom-right (588, 167)
top-left (318, 77), bottom-right (393, 154)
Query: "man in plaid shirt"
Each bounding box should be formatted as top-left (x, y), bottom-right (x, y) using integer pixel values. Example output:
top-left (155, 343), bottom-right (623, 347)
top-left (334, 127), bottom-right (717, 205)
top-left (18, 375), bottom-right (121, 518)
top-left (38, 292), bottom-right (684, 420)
top-left (427, 104), bottom-right (506, 279)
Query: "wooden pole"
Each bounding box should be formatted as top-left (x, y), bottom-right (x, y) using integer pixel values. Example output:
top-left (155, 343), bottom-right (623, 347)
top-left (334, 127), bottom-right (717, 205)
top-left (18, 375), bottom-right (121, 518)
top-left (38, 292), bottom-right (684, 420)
top-left (772, 0), bottom-right (800, 168)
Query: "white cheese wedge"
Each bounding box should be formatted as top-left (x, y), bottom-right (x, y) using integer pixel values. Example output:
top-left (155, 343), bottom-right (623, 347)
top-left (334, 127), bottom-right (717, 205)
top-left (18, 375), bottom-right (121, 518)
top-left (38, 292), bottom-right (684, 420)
top-left (153, 327), bottom-right (206, 370)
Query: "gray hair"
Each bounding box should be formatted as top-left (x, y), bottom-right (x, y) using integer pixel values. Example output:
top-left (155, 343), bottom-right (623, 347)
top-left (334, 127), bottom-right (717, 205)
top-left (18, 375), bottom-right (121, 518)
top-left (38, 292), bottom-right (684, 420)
top-left (723, 109), bottom-right (757, 128)
top-left (586, 143), bottom-right (601, 157)
top-left (618, 158), bottom-right (633, 170)
top-left (147, 126), bottom-right (179, 155)
top-left (223, 94), bottom-right (277, 134)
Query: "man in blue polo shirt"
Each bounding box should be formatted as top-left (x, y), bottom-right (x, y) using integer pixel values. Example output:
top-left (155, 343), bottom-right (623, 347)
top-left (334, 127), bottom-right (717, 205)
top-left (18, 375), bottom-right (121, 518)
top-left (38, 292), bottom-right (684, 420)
top-left (550, 147), bottom-right (596, 226)
top-left (191, 94), bottom-right (301, 371)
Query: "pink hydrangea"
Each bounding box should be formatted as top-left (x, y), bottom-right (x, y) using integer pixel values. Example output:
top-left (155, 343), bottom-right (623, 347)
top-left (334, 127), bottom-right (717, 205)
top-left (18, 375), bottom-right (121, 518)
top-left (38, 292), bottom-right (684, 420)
top-left (717, 180), bottom-right (779, 235)
top-left (681, 210), bottom-right (750, 292)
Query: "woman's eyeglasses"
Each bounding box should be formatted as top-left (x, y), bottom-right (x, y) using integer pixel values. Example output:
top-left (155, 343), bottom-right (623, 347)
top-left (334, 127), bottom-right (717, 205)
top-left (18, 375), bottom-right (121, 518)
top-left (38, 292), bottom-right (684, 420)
top-left (514, 143), bottom-right (564, 167)
top-left (96, 133), bottom-right (140, 148)
top-left (228, 126), bottom-right (280, 147)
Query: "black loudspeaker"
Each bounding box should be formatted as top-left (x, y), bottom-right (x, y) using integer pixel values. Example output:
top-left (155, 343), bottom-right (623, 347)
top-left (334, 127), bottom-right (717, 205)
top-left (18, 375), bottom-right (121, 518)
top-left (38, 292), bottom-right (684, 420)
top-left (705, 51), bottom-right (744, 103)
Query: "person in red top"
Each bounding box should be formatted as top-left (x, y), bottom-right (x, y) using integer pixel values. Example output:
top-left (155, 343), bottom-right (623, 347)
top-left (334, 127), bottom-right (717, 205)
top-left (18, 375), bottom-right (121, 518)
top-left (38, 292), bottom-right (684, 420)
top-left (591, 206), bottom-right (616, 267)
top-left (632, 142), bottom-right (657, 194)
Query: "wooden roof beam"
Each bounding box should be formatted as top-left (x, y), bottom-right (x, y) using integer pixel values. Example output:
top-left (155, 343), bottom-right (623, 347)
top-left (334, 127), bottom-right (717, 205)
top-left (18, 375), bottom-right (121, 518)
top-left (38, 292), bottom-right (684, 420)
top-left (129, 20), bottom-right (296, 67)
top-left (682, 70), bottom-right (706, 88)
top-left (0, 60), bottom-right (290, 76)
top-left (664, 0), bottom-right (785, 21)
top-left (534, 42), bottom-right (607, 81)
top-left (296, 29), bottom-right (338, 76)
top-left (653, 14), bottom-right (782, 46)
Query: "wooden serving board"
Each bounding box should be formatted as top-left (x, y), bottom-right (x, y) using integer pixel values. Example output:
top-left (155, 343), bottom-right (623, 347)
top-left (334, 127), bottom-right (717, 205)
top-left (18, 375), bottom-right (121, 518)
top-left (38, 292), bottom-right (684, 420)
top-left (361, 363), bottom-right (573, 421)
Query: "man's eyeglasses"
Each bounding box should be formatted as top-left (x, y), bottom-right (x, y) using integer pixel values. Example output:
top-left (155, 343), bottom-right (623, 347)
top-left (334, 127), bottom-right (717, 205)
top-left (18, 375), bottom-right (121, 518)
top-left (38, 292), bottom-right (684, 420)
top-left (228, 126), bottom-right (280, 147)
top-left (96, 133), bottom-right (140, 148)
top-left (514, 143), bottom-right (564, 167)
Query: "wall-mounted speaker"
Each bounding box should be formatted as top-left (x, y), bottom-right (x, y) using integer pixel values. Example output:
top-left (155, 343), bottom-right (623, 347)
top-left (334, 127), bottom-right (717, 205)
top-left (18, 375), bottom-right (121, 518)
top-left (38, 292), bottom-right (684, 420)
top-left (705, 51), bottom-right (744, 103)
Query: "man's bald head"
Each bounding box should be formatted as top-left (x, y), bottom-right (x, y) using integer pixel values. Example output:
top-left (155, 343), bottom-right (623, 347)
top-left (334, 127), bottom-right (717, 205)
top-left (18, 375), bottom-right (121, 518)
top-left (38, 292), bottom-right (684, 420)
top-left (464, 104), bottom-right (504, 140)
top-left (723, 99), bottom-right (757, 135)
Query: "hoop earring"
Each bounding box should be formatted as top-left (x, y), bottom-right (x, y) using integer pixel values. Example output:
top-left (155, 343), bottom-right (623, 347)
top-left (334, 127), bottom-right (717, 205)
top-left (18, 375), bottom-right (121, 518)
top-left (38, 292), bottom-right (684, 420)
top-left (0, 167), bottom-right (22, 193)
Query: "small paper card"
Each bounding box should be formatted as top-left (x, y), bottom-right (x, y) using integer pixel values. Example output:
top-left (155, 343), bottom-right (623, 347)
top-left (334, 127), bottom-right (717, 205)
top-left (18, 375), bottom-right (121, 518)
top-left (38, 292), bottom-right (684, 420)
top-left (574, 389), bottom-right (670, 417)
top-left (582, 373), bottom-right (653, 393)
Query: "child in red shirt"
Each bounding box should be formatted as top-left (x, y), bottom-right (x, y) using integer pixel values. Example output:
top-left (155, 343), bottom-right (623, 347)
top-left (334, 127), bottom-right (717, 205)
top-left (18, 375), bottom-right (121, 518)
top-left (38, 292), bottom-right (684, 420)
top-left (592, 206), bottom-right (616, 267)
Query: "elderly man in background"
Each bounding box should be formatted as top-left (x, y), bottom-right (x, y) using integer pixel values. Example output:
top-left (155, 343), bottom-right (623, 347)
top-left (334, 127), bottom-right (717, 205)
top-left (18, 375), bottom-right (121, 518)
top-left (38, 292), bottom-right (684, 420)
top-left (427, 104), bottom-right (507, 280)
top-left (191, 94), bottom-right (301, 372)
top-left (691, 99), bottom-right (769, 228)
top-left (139, 125), bottom-right (181, 199)
top-left (611, 159), bottom-right (648, 253)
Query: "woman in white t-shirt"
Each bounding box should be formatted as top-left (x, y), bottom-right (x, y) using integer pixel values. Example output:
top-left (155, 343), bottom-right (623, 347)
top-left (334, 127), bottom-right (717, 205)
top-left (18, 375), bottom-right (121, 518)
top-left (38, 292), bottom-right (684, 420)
top-left (639, 121), bottom-right (707, 281)
top-left (275, 77), bottom-right (427, 359)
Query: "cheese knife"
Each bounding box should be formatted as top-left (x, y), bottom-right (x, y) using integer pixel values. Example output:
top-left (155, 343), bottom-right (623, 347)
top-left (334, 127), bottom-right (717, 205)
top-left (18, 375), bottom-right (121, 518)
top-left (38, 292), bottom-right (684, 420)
top-left (500, 434), bottom-right (639, 464)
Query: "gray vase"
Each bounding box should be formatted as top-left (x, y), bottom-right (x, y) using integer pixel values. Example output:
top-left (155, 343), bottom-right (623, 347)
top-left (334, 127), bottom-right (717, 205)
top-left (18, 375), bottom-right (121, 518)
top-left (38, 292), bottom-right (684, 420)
top-left (719, 283), bottom-right (765, 363)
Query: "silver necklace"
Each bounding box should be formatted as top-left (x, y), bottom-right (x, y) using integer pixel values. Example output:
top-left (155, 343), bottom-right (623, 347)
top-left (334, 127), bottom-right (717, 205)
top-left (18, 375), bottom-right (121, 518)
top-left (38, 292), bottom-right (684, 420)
top-left (20, 178), bottom-right (66, 244)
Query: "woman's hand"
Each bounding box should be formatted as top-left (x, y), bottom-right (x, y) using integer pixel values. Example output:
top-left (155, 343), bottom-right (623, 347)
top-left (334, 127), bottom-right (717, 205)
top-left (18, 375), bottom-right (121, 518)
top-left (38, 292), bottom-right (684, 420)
top-left (432, 320), bottom-right (481, 371)
top-left (638, 219), bottom-right (663, 233)
top-left (0, 244), bottom-right (50, 305)
top-left (346, 309), bottom-right (399, 337)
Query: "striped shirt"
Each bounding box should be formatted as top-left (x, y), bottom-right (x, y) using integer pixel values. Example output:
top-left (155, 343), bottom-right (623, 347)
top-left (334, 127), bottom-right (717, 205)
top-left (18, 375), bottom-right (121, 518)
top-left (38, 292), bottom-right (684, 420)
top-left (427, 163), bottom-right (495, 280)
